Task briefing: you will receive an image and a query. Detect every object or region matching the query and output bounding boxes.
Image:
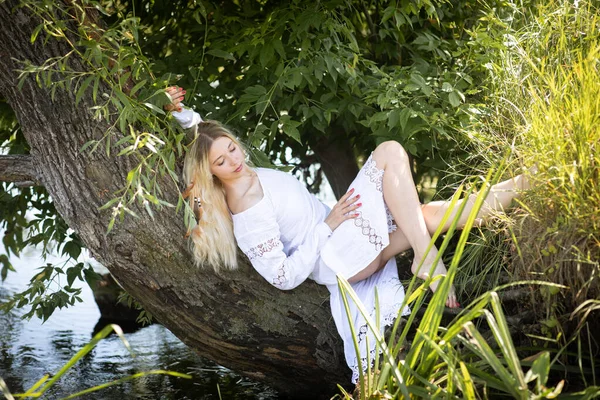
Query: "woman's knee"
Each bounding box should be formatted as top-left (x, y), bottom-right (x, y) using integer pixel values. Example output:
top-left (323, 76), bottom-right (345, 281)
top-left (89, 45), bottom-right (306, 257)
top-left (373, 141), bottom-right (409, 167)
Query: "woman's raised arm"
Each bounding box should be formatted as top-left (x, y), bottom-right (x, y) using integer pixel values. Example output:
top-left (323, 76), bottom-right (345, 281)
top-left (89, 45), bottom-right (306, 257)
top-left (164, 86), bottom-right (203, 129)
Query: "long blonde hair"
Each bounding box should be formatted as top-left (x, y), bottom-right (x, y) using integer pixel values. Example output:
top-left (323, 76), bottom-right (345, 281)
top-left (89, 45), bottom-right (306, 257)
top-left (183, 120), bottom-right (240, 271)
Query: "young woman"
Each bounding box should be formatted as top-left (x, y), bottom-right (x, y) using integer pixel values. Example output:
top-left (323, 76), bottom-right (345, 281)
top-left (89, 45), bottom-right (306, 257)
top-left (165, 86), bottom-right (528, 382)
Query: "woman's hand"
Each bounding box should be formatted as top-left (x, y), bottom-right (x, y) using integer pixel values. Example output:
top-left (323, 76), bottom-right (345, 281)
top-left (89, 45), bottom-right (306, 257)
top-left (324, 188), bottom-right (361, 231)
top-left (164, 86), bottom-right (186, 112)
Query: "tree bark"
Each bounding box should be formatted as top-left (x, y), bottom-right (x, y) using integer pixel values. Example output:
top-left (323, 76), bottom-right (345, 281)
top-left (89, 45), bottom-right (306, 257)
top-left (0, 154), bottom-right (39, 185)
top-left (0, 2), bottom-right (349, 397)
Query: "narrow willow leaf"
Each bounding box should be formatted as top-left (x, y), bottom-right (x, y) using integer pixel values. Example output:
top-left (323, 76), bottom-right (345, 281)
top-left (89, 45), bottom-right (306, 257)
top-left (144, 102), bottom-right (165, 115)
top-left (30, 23), bottom-right (44, 44)
top-left (129, 79), bottom-right (147, 96)
top-left (75, 75), bottom-right (95, 105)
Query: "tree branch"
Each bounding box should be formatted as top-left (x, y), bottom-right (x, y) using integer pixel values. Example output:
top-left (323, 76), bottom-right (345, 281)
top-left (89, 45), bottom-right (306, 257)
top-left (0, 154), bottom-right (40, 186)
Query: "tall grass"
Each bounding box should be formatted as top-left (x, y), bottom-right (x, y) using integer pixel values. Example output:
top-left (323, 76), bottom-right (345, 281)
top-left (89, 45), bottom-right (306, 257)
top-left (337, 0), bottom-right (600, 397)
top-left (336, 174), bottom-right (586, 398)
top-left (468, 0), bottom-right (600, 331)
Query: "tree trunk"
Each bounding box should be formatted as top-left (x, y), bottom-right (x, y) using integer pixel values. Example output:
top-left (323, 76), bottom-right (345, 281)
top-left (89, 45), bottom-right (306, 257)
top-left (0, 2), bottom-right (349, 397)
top-left (310, 132), bottom-right (360, 200)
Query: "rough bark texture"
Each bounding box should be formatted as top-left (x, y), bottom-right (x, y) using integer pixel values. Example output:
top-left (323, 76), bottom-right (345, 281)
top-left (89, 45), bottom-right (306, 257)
top-left (0, 2), bottom-right (350, 397)
top-left (0, 154), bottom-right (39, 185)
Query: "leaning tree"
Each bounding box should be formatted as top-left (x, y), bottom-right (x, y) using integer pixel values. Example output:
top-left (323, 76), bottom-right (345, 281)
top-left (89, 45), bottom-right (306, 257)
top-left (0, 0), bottom-right (487, 396)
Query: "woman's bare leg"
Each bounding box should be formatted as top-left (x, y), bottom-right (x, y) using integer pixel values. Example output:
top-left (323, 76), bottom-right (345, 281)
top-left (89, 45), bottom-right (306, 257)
top-left (380, 173), bottom-right (528, 259)
top-left (348, 142), bottom-right (529, 305)
top-left (368, 141), bottom-right (459, 307)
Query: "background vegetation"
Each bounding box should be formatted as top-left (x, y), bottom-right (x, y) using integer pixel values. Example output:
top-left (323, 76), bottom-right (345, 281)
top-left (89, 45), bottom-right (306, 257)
top-left (1, 0), bottom-right (599, 398)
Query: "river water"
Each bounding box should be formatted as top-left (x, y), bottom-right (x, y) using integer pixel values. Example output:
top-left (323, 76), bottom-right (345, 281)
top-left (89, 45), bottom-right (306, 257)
top-left (0, 246), bottom-right (279, 399)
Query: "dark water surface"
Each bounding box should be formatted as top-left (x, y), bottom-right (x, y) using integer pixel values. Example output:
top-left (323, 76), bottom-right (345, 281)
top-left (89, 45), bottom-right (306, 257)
top-left (0, 248), bottom-right (279, 399)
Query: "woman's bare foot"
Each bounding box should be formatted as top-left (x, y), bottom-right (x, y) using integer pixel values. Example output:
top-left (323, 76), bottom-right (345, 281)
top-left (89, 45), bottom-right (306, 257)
top-left (411, 255), bottom-right (459, 308)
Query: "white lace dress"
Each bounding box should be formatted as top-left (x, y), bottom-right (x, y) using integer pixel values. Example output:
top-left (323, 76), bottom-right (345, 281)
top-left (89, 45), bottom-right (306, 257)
top-left (174, 108), bottom-right (410, 383)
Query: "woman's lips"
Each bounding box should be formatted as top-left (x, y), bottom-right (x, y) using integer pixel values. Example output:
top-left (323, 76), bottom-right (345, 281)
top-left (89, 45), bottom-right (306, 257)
top-left (234, 164), bottom-right (243, 172)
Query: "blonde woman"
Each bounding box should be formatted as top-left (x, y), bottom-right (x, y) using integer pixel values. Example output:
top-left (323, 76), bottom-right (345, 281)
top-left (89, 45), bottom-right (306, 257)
top-left (165, 86), bottom-right (528, 382)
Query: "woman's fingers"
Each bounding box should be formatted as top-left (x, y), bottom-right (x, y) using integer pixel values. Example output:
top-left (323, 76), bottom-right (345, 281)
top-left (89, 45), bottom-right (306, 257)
top-left (166, 86), bottom-right (186, 103)
top-left (343, 201), bottom-right (362, 212)
top-left (339, 188), bottom-right (355, 204)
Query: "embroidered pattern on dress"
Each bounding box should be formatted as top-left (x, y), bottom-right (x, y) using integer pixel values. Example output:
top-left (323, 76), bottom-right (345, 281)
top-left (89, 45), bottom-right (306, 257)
top-left (385, 204), bottom-right (397, 233)
top-left (354, 211), bottom-right (384, 251)
top-left (272, 262), bottom-right (288, 288)
top-left (363, 156), bottom-right (384, 192)
top-left (245, 236), bottom-right (280, 261)
top-left (349, 277), bottom-right (409, 383)
top-left (244, 236), bottom-right (289, 289)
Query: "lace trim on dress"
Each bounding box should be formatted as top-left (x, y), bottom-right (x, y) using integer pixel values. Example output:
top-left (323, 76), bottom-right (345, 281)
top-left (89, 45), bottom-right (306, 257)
top-left (385, 204), bottom-right (397, 233)
top-left (353, 211), bottom-right (385, 252)
top-left (244, 236), bottom-right (289, 289)
top-left (245, 236), bottom-right (280, 261)
top-left (349, 277), bottom-right (407, 383)
top-left (363, 156), bottom-right (384, 192)
top-left (272, 262), bottom-right (289, 288)
top-left (363, 154), bottom-right (397, 235)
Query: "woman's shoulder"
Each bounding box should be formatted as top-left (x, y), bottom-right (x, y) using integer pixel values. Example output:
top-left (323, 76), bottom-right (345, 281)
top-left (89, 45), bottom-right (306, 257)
top-left (255, 167), bottom-right (303, 189)
top-left (255, 166), bottom-right (289, 179)
top-left (229, 169), bottom-right (269, 216)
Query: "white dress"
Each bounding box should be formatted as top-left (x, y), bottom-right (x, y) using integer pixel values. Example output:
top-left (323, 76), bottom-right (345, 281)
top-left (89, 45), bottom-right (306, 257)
top-left (174, 108), bottom-right (411, 383)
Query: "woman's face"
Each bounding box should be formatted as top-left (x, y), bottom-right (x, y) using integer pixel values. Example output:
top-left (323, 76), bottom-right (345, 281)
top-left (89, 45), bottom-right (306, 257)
top-left (208, 136), bottom-right (247, 180)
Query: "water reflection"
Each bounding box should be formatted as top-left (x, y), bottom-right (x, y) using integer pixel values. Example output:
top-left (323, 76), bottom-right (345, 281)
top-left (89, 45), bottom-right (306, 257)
top-left (0, 247), bottom-right (279, 399)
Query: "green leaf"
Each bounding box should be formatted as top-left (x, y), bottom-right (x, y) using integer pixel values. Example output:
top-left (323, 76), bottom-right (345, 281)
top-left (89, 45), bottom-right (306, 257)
top-left (31, 23), bottom-right (44, 43)
top-left (129, 79), bottom-right (147, 96)
top-left (404, 83), bottom-right (420, 92)
top-left (75, 75), bottom-right (95, 106)
top-left (143, 102), bottom-right (165, 115)
top-left (79, 140), bottom-right (97, 154)
top-left (206, 49), bottom-right (235, 61)
top-left (273, 38), bottom-right (285, 58)
top-left (449, 91), bottom-right (461, 107)
top-left (245, 85), bottom-right (267, 97)
top-left (388, 109), bottom-right (400, 129)
top-left (282, 118), bottom-right (302, 143)
top-left (62, 241), bottom-right (81, 260)
top-left (525, 351), bottom-right (550, 386)
top-left (66, 265), bottom-right (83, 287)
top-left (399, 108), bottom-right (412, 131)
top-left (259, 42), bottom-right (275, 67)
top-left (83, 267), bottom-right (102, 287)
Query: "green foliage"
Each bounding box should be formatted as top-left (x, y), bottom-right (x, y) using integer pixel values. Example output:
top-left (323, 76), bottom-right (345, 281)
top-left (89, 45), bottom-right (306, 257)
top-left (0, 324), bottom-right (191, 399)
top-left (463, 0), bottom-right (600, 334)
top-left (1, 0), bottom-right (501, 321)
top-left (16, 0), bottom-right (191, 231)
top-left (128, 0), bottom-right (493, 182)
top-left (337, 175), bottom-right (589, 399)
top-left (336, 0), bottom-right (600, 397)
top-left (117, 290), bottom-right (154, 326)
top-left (0, 261), bottom-right (102, 322)
top-left (0, 101), bottom-right (103, 321)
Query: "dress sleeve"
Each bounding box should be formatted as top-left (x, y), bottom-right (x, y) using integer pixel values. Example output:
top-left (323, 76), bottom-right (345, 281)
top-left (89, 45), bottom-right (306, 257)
top-left (235, 199), bottom-right (332, 290)
top-left (171, 104), bottom-right (203, 129)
